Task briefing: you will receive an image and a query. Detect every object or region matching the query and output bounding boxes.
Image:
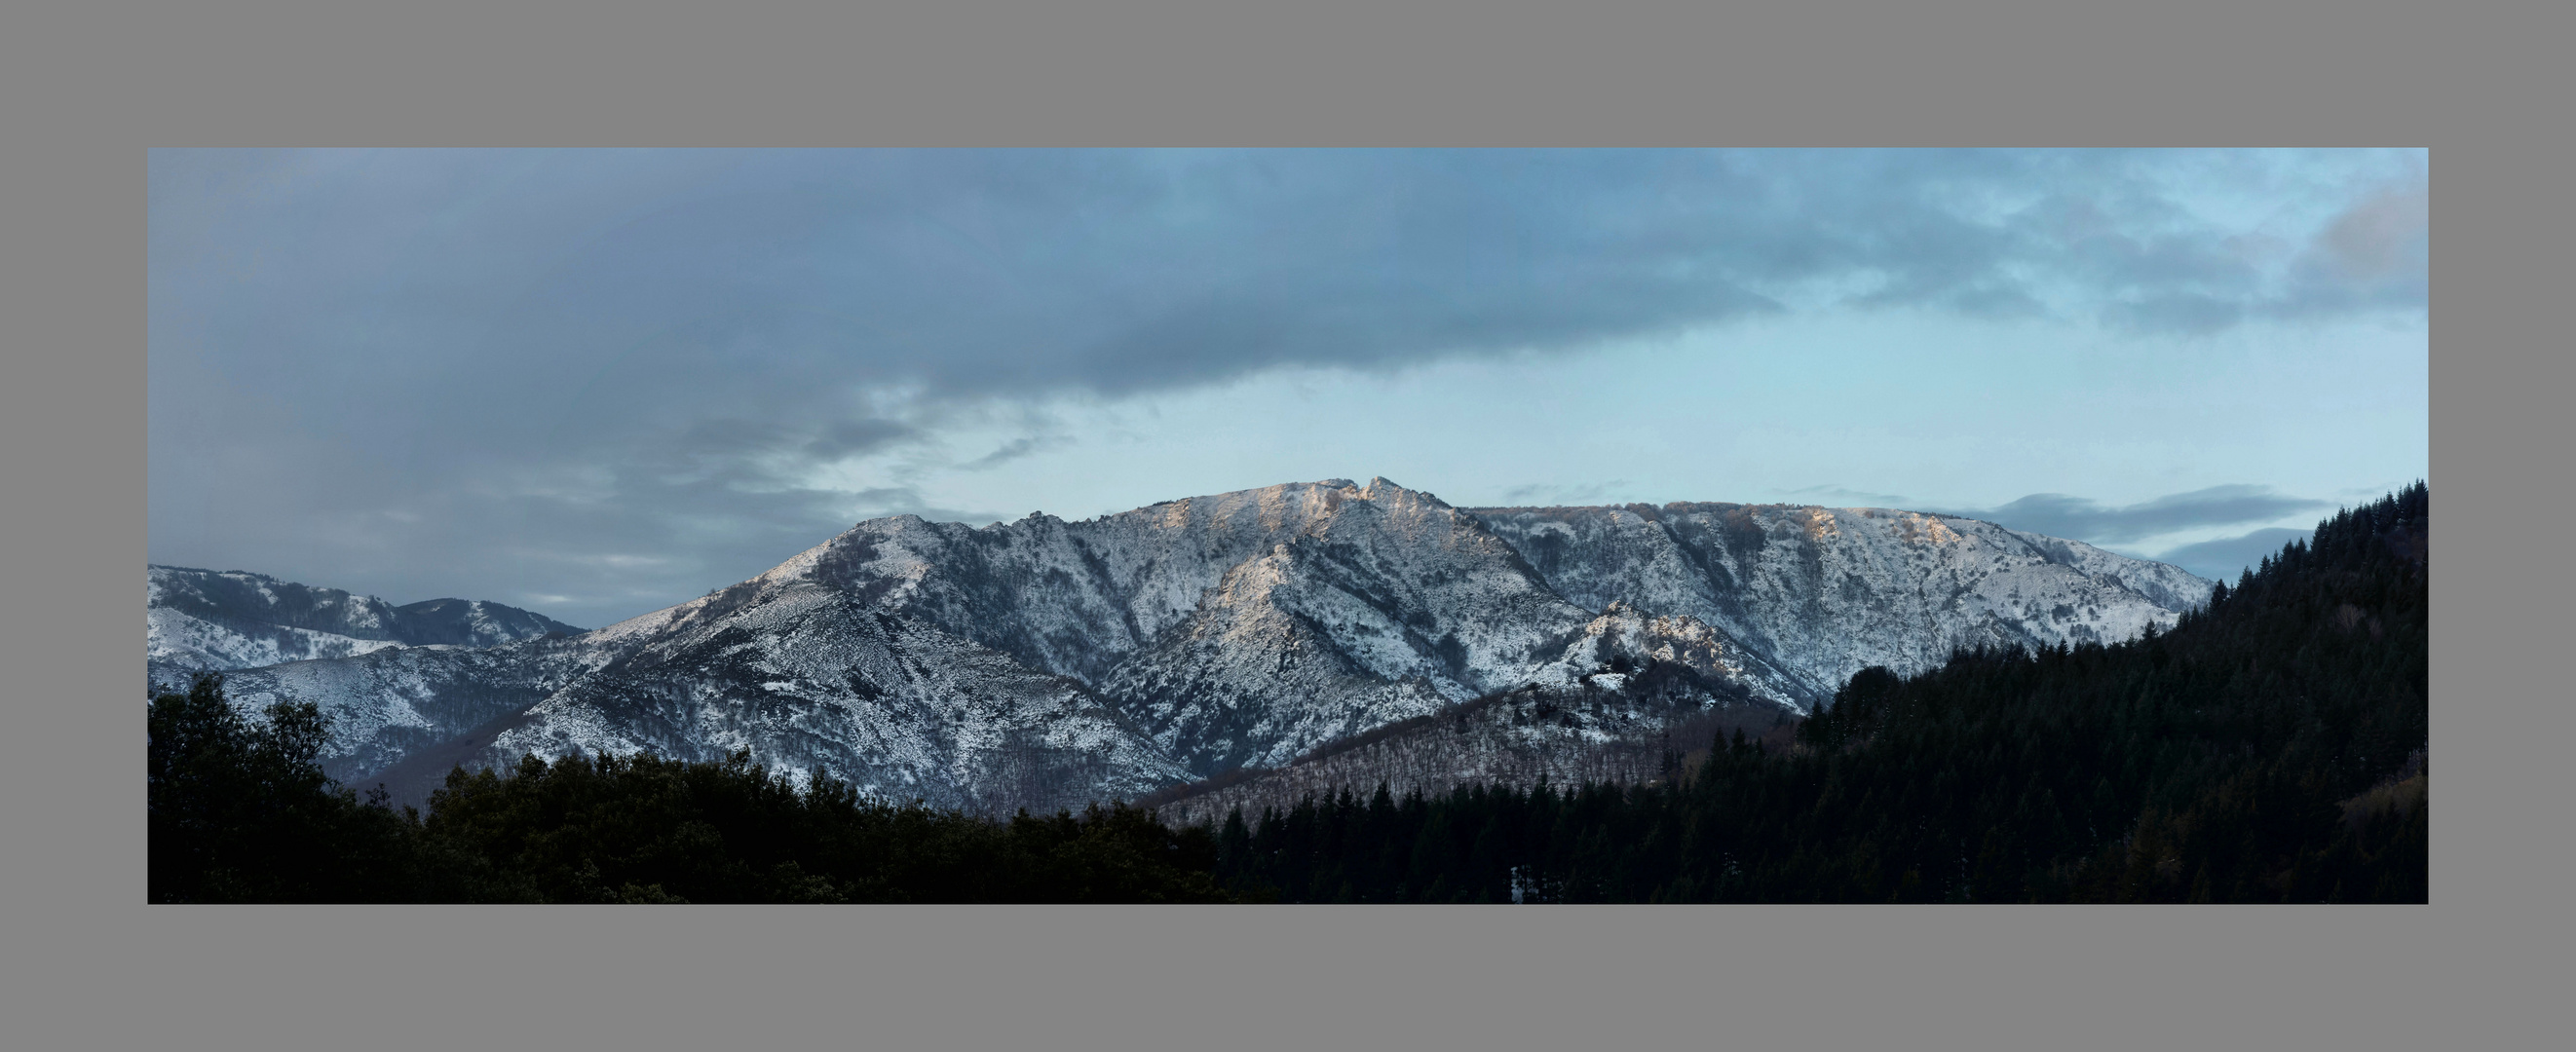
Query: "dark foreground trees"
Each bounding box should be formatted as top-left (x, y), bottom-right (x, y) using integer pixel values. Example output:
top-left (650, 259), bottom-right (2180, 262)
top-left (148, 674), bottom-right (423, 902)
top-left (147, 674), bottom-right (1232, 903)
top-left (1202, 484), bottom-right (2428, 902)
top-left (411, 751), bottom-right (1231, 903)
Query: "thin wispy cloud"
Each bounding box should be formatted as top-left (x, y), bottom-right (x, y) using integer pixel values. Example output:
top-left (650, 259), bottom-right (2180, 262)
top-left (1778, 484), bottom-right (1916, 507)
top-left (1492, 479), bottom-right (1635, 507)
top-left (2155, 527), bottom-right (2316, 582)
top-left (1942, 485), bottom-right (2336, 546)
top-left (960, 435), bottom-right (1069, 471)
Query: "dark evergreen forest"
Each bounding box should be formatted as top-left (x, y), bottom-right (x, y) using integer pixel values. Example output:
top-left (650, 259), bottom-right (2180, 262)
top-left (1206, 483), bottom-right (2427, 903)
top-left (147, 485), bottom-right (2425, 903)
top-left (148, 676), bottom-right (1233, 903)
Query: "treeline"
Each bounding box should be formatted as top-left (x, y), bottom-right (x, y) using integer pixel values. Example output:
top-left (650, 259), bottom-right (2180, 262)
top-left (1202, 484), bottom-right (2429, 902)
top-left (148, 674), bottom-right (1234, 903)
top-left (148, 484), bottom-right (2426, 904)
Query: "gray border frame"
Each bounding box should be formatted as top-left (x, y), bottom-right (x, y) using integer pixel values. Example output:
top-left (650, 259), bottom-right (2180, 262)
top-left (10, 0), bottom-right (2540, 1047)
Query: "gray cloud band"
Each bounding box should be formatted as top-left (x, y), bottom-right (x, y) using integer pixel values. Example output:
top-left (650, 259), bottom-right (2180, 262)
top-left (157, 149), bottom-right (2426, 416)
top-left (150, 149), bottom-right (2423, 624)
top-left (1943, 485), bottom-right (2337, 546)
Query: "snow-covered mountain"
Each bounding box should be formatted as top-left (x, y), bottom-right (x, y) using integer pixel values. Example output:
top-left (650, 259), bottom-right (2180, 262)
top-left (147, 565), bottom-right (583, 689)
top-left (174, 478), bottom-right (2212, 812)
top-left (1467, 502), bottom-right (2214, 700)
top-left (1150, 601), bottom-right (1815, 826)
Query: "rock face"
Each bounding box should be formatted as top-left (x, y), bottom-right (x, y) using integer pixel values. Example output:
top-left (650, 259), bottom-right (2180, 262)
top-left (1468, 503), bottom-right (2214, 700)
top-left (481, 584), bottom-right (1190, 813)
top-left (165, 478), bottom-right (2211, 813)
top-left (147, 565), bottom-right (584, 690)
top-left (818, 479), bottom-right (1613, 775)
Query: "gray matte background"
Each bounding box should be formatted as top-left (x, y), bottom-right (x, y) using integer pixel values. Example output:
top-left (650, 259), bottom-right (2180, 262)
top-left (4, 1), bottom-right (2553, 1049)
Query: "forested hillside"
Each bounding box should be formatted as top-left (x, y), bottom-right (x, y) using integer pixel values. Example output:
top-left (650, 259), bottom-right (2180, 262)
top-left (148, 674), bottom-right (1233, 903)
top-left (1200, 484), bottom-right (2427, 902)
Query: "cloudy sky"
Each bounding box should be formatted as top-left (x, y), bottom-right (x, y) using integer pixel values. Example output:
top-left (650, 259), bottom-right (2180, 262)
top-left (150, 149), bottom-right (2427, 628)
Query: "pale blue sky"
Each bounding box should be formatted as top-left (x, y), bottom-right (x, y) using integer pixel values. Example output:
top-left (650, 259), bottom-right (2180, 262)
top-left (150, 149), bottom-right (2427, 626)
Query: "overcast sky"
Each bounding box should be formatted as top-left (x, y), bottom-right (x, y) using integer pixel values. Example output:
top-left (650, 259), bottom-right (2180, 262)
top-left (150, 149), bottom-right (2427, 628)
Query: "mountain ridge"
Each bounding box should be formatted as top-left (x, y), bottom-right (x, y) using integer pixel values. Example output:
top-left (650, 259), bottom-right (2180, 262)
top-left (147, 564), bottom-right (583, 690)
top-left (165, 478), bottom-right (2211, 812)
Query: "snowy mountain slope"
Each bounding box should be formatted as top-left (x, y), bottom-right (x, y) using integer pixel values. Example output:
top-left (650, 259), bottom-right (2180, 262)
top-left (212, 636), bottom-right (605, 785)
top-left (170, 477), bottom-right (2210, 811)
top-left (1091, 546), bottom-right (1475, 776)
top-left (147, 565), bottom-right (581, 688)
top-left (1467, 503), bottom-right (2215, 698)
top-left (790, 479), bottom-right (1464, 683)
top-left (1083, 481), bottom-right (1622, 772)
top-left (1994, 527), bottom-right (2213, 612)
top-left (798, 478), bottom-right (1782, 772)
top-left (1148, 656), bottom-right (1786, 828)
top-left (148, 606), bottom-right (410, 684)
top-left (1148, 599), bottom-right (1824, 823)
top-left (204, 555), bottom-right (1189, 813)
top-left (1524, 601), bottom-right (1815, 710)
top-left (482, 582), bottom-right (1187, 814)
top-left (380, 597), bottom-right (586, 647)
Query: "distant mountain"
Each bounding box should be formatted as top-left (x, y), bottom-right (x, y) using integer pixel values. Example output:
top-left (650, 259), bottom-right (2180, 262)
top-left (147, 565), bottom-right (583, 690)
top-left (180, 478), bottom-right (2212, 813)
